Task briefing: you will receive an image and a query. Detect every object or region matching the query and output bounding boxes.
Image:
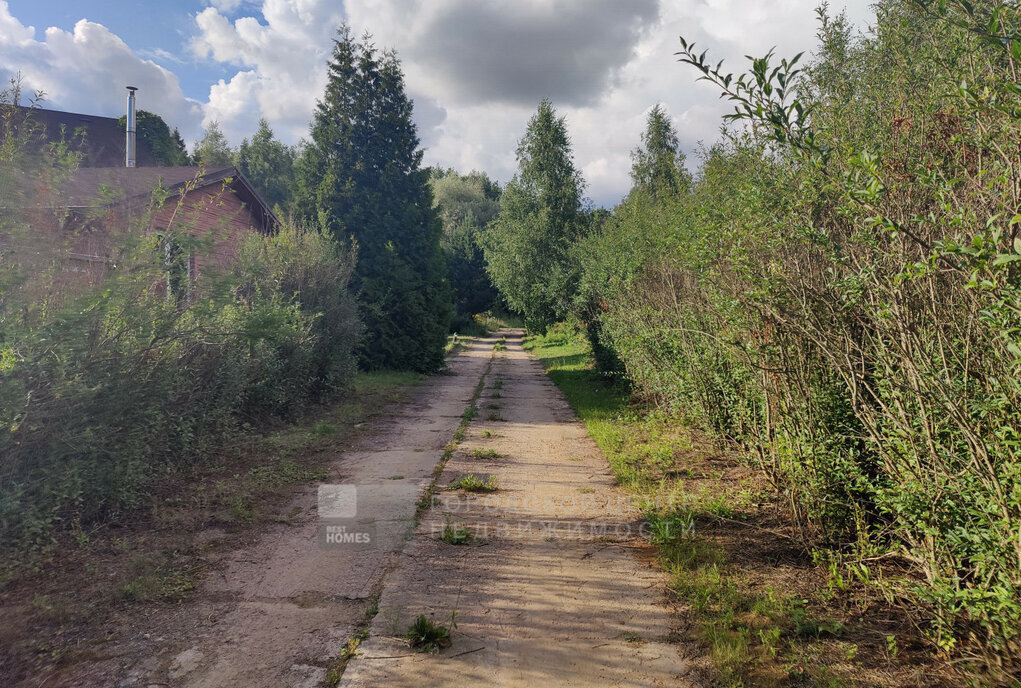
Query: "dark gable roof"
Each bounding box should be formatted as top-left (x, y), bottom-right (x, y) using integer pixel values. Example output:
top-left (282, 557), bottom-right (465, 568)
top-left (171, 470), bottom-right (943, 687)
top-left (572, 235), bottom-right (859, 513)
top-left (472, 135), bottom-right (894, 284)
top-left (1, 106), bottom-right (279, 234)
top-left (62, 166), bottom-right (234, 207)
top-left (1, 166), bottom-right (278, 235)
top-left (20, 106), bottom-right (157, 167)
top-left (63, 166), bottom-right (279, 234)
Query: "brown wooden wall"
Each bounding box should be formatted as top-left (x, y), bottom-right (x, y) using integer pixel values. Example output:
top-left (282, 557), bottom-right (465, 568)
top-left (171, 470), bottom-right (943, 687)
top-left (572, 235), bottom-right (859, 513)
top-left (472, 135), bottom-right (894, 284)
top-left (150, 183), bottom-right (261, 278)
top-left (4, 183), bottom-right (264, 304)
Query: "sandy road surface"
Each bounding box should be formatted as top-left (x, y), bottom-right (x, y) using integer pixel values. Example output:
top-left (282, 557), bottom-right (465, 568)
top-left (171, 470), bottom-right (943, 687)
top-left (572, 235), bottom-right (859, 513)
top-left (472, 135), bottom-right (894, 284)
top-left (340, 331), bottom-right (702, 687)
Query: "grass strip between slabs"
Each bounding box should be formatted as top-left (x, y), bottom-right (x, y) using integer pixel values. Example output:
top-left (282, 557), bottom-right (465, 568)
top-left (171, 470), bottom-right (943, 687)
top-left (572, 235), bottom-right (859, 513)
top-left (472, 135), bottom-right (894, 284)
top-left (327, 345), bottom-right (494, 684)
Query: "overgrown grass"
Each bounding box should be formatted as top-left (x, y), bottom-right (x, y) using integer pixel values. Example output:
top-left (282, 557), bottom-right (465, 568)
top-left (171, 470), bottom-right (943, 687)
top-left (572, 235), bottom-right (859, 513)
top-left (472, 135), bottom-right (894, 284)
top-left (445, 335), bottom-right (473, 356)
top-left (525, 330), bottom-right (911, 687)
top-left (2, 370), bottom-right (422, 600)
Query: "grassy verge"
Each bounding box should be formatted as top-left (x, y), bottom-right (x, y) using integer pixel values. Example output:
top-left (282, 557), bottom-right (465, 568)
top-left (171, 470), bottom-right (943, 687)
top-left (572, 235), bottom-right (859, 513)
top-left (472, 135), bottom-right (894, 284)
top-left (524, 329), bottom-right (948, 688)
top-left (145, 370), bottom-right (423, 535)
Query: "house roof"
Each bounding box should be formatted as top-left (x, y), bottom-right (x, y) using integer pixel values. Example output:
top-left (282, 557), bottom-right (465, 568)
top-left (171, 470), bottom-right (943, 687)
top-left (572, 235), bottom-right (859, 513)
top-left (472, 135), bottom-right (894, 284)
top-left (2, 166), bottom-right (279, 234)
top-left (12, 106), bottom-right (157, 167)
top-left (71, 166), bottom-right (280, 234)
top-left (62, 166), bottom-right (236, 207)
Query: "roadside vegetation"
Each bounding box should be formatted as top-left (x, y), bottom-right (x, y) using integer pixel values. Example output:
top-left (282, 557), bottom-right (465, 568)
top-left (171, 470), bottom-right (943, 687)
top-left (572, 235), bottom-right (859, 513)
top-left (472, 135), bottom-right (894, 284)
top-left (480, 3), bottom-right (1021, 682)
top-left (0, 369), bottom-right (419, 680)
top-left (4, 1), bottom-right (1020, 683)
top-left (0, 192), bottom-right (362, 555)
top-left (526, 327), bottom-right (954, 687)
top-left (0, 25), bottom-right (470, 557)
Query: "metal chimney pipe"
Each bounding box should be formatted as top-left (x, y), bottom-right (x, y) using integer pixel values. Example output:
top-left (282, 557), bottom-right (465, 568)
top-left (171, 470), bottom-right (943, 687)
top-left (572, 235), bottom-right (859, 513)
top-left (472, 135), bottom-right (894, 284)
top-left (125, 86), bottom-right (138, 168)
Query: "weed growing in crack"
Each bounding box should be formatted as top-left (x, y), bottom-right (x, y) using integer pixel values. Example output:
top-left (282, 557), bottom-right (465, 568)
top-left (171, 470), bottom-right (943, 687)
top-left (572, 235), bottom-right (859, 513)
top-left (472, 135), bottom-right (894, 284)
top-left (469, 448), bottom-right (500, 460)
top-left (325, 628), bottom-right (370, 685)
top-left (406, 613), bottom-right (454, 652)
top-left (440, 515), bottom-right (473, 545)
top-left (448, 474), bottom-right (498, 492)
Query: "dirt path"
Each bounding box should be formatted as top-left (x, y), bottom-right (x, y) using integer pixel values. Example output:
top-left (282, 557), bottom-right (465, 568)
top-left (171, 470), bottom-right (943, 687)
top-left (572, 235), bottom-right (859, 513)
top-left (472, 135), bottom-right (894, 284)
top-left (161, 337), bottom-right (495, 688)
top-left (340, 331), bottom-right (702, 687)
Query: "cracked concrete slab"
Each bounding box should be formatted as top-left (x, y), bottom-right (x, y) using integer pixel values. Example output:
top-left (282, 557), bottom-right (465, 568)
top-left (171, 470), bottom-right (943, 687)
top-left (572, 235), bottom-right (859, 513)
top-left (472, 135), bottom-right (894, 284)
top-left (340, 331), bottom-right (703, 688)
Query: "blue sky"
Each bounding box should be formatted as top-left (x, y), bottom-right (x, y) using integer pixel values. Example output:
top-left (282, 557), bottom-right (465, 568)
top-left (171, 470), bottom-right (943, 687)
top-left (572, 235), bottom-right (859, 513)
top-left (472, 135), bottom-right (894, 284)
top-left (5, 0), bottom-right (238, 104)
top-left (0, 0), bottom-right (875, 206)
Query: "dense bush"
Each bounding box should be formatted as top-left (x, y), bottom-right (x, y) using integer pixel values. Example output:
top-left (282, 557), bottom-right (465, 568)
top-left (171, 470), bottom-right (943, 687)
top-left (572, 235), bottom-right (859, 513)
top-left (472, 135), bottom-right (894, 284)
top-left (0, 206), bottom-right (360, 550)
top-left (575, 1), bottom-right (1021, 673)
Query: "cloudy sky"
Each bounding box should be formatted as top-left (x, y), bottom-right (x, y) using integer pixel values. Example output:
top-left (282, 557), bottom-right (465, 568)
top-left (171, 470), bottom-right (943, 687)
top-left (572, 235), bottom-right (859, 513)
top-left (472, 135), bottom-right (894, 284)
top-left (0, 0), bottom-right (874, 206)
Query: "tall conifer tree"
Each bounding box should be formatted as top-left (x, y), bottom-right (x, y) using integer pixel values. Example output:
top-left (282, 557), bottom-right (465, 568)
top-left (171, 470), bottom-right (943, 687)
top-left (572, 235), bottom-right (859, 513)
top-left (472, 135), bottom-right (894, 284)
top-left (296, 27), bottom-right (450, 371)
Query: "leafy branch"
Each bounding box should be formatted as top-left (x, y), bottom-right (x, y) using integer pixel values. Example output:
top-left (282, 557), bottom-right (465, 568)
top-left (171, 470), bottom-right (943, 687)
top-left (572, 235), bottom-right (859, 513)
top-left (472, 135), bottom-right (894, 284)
top-left (675, 37), bottom-right (825, 157)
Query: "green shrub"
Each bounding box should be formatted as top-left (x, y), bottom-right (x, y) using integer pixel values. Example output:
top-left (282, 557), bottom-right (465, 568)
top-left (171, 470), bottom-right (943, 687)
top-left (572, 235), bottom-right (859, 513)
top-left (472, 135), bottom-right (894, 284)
top-left (0, 155), bottom-right (360, 550)
top-left (573, 1), bottom-right (1021, 672)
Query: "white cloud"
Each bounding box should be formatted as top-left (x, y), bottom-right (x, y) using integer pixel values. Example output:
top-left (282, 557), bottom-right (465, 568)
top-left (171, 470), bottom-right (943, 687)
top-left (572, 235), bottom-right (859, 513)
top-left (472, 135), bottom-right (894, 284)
top-left (0, 0), bottom-right (876, 205)
top-left (337, 0), bottom-right (876, 205)
top-left (207, 0), bottom-right (246, 13)
top-left (190, 1), bottom-right (344, 144)
top-left (0, 1), bottom-right (202, 136)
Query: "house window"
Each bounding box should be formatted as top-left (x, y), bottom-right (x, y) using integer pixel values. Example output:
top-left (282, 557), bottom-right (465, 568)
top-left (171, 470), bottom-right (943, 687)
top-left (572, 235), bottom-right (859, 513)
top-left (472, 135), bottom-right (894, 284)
top-left (161, 234), bottom-right (192, 302)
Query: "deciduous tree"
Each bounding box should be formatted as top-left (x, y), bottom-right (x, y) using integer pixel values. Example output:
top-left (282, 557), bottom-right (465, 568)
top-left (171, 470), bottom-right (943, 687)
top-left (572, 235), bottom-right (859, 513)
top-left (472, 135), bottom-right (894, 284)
top-left (481, 99), bottom-right (585, 332)
top-left (236, 119), bottom-right (296, 211)
top-left (192, 121), bottom-right (234, 167)
top-left (629, 104), bottom-right (690, 198)
top-left (429, 168), bottom-right (501, 327)
top-left (116, 110), bottom-right (189, 166)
